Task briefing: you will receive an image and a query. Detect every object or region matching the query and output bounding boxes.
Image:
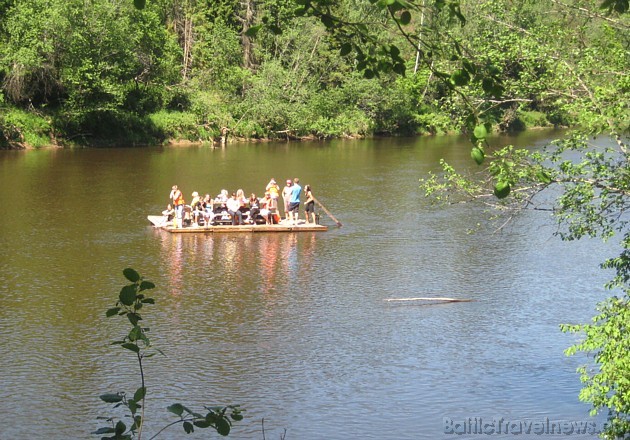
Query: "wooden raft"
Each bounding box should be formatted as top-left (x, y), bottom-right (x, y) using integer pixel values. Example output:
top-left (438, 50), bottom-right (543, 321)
top-left (148, 215), bottom-right (327, 233)
top-left (163, 224), bottom-right (327, 233)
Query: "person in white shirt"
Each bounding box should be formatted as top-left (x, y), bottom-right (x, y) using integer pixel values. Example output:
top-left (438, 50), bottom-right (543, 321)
top-left (282, 179), bottom-right (293, 220)
top-left (226, 193), bottom-right (243, 225)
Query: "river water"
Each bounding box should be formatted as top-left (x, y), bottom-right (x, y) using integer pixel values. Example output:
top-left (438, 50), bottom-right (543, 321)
top-left (0, 131), bottom-right (614, 439)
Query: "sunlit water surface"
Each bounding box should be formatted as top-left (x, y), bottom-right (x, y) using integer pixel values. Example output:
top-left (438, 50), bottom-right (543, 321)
top-left (0, 131), bottom-right (614, 439)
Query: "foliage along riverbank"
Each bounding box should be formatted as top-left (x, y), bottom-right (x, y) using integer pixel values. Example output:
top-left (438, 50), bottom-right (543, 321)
top-left (1, 0), bottom-right (625, 149)
top-left (0, 72), bottom-right (557, 149)
top-left (0, 103), bottom-right (556, 149)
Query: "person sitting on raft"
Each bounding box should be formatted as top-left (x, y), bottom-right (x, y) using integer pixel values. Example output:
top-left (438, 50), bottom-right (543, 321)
top-left (248, 193), bottom-right (260, 224)
top-left (202, 194), bottom-right (214, 226)
top-left (161, 204), bottom-right (175, 225)
top-left (226, 193), bottom-right (243, 225)
top-left (259, 191), bottom-right (277, 225)
top-left (190, 191), bottom-right (203, 226)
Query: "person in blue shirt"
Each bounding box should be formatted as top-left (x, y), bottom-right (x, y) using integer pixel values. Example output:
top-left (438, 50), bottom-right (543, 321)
top-left (288, 177), bottom-right (302, 224)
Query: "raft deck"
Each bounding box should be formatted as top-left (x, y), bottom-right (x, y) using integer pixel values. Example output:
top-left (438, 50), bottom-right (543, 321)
top-left (148, 215), bottom-right (328, 233)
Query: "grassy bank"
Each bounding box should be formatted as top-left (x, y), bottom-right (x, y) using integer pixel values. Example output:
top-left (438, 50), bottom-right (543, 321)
top-left (1, 105), bottom-right (558, 150)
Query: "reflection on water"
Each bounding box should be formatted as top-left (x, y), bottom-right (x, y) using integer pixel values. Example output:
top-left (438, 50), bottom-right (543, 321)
top-left (0, 130), bottom-right (615, 439)
top-left (155, 230), bottom-right (317, 298)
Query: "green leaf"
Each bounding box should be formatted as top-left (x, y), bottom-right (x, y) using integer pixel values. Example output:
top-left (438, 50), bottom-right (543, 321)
top-left (494, 181), bottom-right (511, 199)
top-left (128, 399), bottom-right (138, 415)
top-left (106, 307), bottom-right (121, 317)
top-left (139, 281), bottom-right (155, 291)
top-left (449, 3), bottom-right (466, 25)
top-left (536, 170), bottom-right (552, 184)
top-left (471, 147), bottom-right (484, 165)
top-left (244, 25), bottom-right (261, 37)
top-left (100, 393), bottom-right (123, 403)
top-left (127, 325), bottom-right (142, 342)
top-left (123, 268), bottom-right (140, 283)
top-left (183, 421), bottom-right (194, 433)
top-left (127, 313), bottom-right (141, 326)
top-left (115, 420), bottom-right (126, 436)
top-left (194, 420), bottom-right (212, 428)
top-left (393, 63), bottom-right (406, 75)
top-left (450, 69), bottom-right (469, 86)
top-left (600, 0), bottom-right (629, 13)
top-left (473, 124), bottom-right (488, 140)
top-left (387, 0), bottom-right (404, 12)
top-left (141, 298), bottom-right (155, 304)
top-left (133, 0), bottom-right (146, 10)
top-left (488, 64), bottom-right (501, 76)
top-left (339, 43), bottom-right (352, 56)
top-left (168, 403), bottom-right (185, 417)
top-left (399, 10), bottom-right (411, 25)
top-left (122, 343), bottom-right (140, 353)
top-left (134, 386), bottom-right (146, 402)
top-left (481, 77), bottom-right (494, 94)
top-left (120, 285), bottom-right (137, 306)
top-left (490, 84), bottom-right (504, 98)
top-left (453, 41), bottom-right (463, 57)
top-left (614, 0), bottom-right (628, 12)
top-left (320, 14), bottom-right (334, 28)
top-left (216, 417), bottom-right (231, 436)
top-left (92, 427), bottom-right (116, 435)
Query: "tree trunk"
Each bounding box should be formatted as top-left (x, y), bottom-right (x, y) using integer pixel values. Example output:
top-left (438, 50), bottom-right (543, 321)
top-left (240, 0), bottom-right (256, 70)
top-left (182, 13), bottom-right (193, 81)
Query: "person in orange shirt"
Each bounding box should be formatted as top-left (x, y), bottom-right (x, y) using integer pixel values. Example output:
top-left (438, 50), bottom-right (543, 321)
top-left (169, 185), bottom-right (185, 227)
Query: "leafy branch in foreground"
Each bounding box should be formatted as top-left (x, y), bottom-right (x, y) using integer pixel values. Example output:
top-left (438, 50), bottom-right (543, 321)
top-left (421, 130), bottom-right (629, 231)
top-left (94, 268), bottom-right (243, 440)
top-left (420, 131), bottom-right (630, 438)
top-left (561, 291), bottom-right (630, 440)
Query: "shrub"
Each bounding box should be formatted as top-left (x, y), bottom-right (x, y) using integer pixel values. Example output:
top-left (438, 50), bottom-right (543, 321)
top-left (0, 108), bottom-right (52, 148)
top-left (57, 109), bottom-right (162, 146)
top-left (148, 110), bottom-right (212, 142)
top-left (517, 110), bottom-right (550, 128)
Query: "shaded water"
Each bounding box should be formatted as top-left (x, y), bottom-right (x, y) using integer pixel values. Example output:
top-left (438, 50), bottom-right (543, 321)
top-left (0, 131), bottom-right (614, 439)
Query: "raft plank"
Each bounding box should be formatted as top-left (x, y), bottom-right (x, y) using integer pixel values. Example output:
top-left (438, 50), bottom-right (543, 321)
top-left (164, 224), bottom-right (327, 233)
top-left (148, 215), bottom-right (328, 233)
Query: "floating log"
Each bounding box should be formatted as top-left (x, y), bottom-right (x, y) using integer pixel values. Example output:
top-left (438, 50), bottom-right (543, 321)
top-left (384, 297), bottom-right (474, 303)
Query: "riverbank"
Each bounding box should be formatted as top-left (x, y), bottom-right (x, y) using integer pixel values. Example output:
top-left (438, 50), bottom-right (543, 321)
top-left (0, 104), bottom-right (558, 150)
top-left (1, 125), bottom-right (558, 150)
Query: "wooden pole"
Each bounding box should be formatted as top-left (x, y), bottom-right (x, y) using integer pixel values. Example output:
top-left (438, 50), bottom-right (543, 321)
top-left (313, 197), bottom-right (342, 227)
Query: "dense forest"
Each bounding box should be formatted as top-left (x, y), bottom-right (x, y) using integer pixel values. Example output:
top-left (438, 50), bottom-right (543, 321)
top-left (0, 0), bottom-right (627, 148)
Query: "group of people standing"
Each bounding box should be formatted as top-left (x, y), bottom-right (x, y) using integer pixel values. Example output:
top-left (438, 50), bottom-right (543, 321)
top-left (164, 177), bottom-right (317, 227)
